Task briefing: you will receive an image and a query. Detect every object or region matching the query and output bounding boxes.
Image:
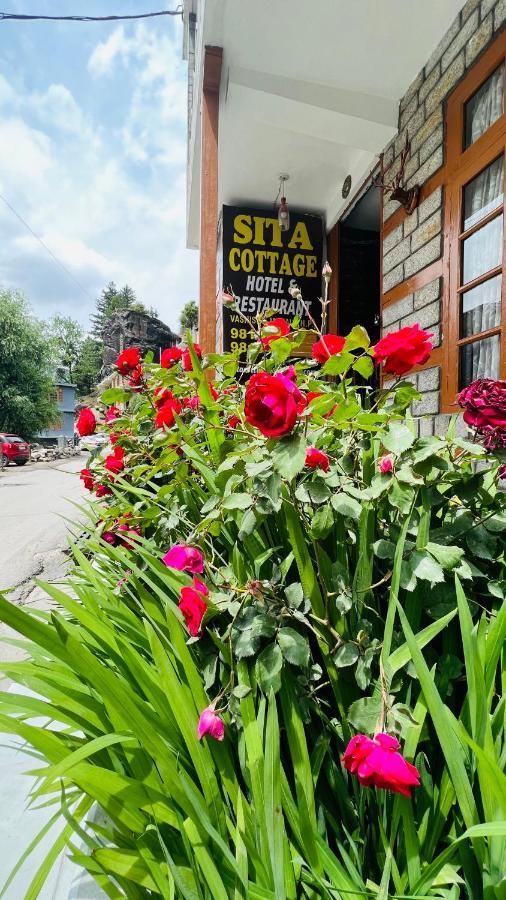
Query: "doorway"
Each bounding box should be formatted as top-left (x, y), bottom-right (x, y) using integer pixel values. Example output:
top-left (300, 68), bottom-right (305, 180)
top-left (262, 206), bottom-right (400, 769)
top-left (338, 184), bottom-right (381, 345)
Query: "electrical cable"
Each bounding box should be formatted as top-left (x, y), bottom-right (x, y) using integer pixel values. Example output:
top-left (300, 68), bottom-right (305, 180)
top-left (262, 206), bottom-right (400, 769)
top-left (0, 9), bottom-right (182, 23)
top-left (0, 192), bottom-right (95, 302)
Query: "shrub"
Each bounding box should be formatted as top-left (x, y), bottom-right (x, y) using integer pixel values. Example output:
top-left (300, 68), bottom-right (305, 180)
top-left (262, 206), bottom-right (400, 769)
top-left (1, 297), bottom-right (506, 898)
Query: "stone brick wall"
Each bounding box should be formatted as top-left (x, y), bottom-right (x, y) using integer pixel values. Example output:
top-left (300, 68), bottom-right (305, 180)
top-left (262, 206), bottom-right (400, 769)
top-left (380, 0), bottom-right (505, 435)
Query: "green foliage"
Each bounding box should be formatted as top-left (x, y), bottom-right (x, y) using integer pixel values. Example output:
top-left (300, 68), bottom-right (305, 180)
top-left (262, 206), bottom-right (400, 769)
top-left (0, 290), bottom-right (59, 438)
top-left (73, 335), bottom-right (102, 398)
top-left (0, 323), bottom-right (505, 898)
top-left (179, 300), bottom-right (199, 333)
top-left (47, 314), bottom-right (84, 383)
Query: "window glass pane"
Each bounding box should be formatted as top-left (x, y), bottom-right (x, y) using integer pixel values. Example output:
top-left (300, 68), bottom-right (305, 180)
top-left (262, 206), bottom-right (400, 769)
top-left (463, 156), bottom-right (504, 230)
top-left (460, 334), bottom-right (500, 387)
top-left (461, 274), bottom-right (502, 337)
top-left (465, 65), bottom-right (504, 148)
top-left (462, 214), bottom-right (503, 284)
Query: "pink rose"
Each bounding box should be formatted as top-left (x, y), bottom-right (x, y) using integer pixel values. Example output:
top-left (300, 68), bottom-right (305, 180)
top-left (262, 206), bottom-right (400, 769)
top-left (197, 706), bottom-right (225, 741)
top-left (458, 379), bottom-right (506, 430)
top-left (179, 577), bottom-right (208, 637)
top-left (163, 544), bottom-right (204, 574)
top-left (378, 454), bottom-right (394, 474)
top-left (342, 732), bottom-right (420, 798)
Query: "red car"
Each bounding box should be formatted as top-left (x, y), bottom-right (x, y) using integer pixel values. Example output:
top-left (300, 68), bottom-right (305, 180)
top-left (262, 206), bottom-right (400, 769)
top-left (0, 434), bottom-right (31, 466)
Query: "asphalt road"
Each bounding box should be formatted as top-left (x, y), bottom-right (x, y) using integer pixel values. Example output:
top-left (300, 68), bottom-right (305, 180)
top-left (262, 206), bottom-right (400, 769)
top-left (0, 457), bottom-right (85, 597)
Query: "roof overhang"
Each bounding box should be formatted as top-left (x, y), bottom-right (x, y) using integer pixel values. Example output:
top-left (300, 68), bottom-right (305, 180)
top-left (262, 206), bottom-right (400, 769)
top-left (186, 0), bottom-right (464, 248)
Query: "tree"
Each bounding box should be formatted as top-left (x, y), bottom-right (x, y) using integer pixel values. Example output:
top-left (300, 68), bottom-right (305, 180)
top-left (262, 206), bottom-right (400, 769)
top-left (73, 337), bottom-right (102, 398)
top-left (91, 282), bottom-right (135, 338)
top-left (0, 291), bottom-right (59, 439)
top-left (180, 301), bottom-right (199, 334)
top-left (47, 315), bottom-right (84, 383)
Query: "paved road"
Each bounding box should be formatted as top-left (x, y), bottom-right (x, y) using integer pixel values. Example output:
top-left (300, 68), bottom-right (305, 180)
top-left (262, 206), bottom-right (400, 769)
top-left (0, 457), bottom-right (85, 597)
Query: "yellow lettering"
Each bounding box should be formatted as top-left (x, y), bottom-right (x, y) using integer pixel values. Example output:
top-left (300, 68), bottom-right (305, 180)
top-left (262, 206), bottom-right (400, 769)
top-left (242, 248), bottom-right (255, 272)
top-left (264, 218), bottom-right (283, 247)
top-left (279, 253), bottom-right (292, 276)
top-left (288, 221), bottom-right (313, 251)
top-left (233, 214), bottom-right (252, 244)
top-left (293, 253), bottom-right (306, 277)
top-left (253, 217), bottom-right (266, 246)
top-left (306, 255), bottom-right (317, 277)
top-left (229, 248), bottom-right (241, 271)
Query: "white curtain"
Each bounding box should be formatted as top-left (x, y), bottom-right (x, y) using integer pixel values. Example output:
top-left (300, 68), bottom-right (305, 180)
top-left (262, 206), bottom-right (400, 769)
top-left (465, 66), bottom-right (504, 147)
top-left (460, 72), bottom-right (504, 385)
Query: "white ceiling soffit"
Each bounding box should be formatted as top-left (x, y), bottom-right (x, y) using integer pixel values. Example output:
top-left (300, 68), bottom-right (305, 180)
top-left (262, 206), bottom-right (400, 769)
top-left (188, 0), bottom-right (464, 246)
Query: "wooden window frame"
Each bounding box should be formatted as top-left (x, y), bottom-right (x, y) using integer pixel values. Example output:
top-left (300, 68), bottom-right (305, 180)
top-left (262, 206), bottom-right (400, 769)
top-left (442, 30), bottom-right (506, 411)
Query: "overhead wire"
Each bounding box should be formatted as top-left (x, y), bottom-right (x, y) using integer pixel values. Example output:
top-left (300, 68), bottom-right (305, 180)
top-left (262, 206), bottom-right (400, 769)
top-left (0, 9), bottom-right (182, 22)
top-left (0, 193), bottom-right (95, 302)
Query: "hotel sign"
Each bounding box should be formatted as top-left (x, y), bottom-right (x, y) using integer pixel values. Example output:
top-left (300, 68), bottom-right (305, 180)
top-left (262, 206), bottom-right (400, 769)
top-left (221, 205), bottom-right (324, 356)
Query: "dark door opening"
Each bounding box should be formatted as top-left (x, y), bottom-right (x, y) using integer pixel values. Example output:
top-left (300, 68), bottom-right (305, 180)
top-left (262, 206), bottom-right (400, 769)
top-left (338, 184), bottom-right (380, 345)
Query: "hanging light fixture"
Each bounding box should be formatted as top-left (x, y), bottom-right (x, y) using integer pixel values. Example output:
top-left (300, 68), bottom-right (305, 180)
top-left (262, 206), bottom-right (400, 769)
top-left (277, 173), bottom-right (290, 232)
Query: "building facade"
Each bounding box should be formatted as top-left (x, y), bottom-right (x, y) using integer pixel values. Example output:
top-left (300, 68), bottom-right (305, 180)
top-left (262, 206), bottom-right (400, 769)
top-left (38, 378), bottom-right (76, 447)
top-left (183, 0), bottom-right (506, 432)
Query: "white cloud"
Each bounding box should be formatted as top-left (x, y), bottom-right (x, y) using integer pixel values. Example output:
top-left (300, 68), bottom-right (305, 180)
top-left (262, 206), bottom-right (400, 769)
top-left (0, 21), bottom-right (198, 332)
top-left (87, 26), bottom-right (130, 77)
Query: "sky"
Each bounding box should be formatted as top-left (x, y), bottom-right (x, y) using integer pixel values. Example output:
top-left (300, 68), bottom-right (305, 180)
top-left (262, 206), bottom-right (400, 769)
top-left (0, 1), bottom-right (198, 333)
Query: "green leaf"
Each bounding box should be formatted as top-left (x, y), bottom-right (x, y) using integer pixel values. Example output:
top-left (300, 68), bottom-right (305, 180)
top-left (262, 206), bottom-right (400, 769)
top-left (409, 550), bottom-right (445, 584)
top-left (100, 387), bottom-right (131, 405)
top-left (373, 539), bottom-right (396, 559)
top-left (322, 351), bottom-right (354, 375)
top-left (352, 355), bottom-right (374, 378)
top-left (347, 695), bottom-right (381, 733)
top-left (271, 432), bottom-right (307, 481)
top-left (333, 643), bottom-right (359, 668)
top-left (223, 493), bottom-right (253, 510)
top-left (426, 542), bottom-right (464, 570)
top-left (255, 643), bottom-right (283, 694)
top-left (382, 422), bottom-right (415, 455)
top-left (285, 583), bottom-right (304, 608)
top-left (310, 504), bottom-right (334, 539)
top-left (278, 628), bottom-right (310, 667)
top-left (331, 493), bottom-right (361, 520)
top-left (344, 325), bottom-right (370, 351)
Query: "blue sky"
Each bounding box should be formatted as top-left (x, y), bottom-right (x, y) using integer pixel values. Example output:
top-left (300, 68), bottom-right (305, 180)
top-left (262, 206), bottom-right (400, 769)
top-left (0, 0), bottom-right (198, 332)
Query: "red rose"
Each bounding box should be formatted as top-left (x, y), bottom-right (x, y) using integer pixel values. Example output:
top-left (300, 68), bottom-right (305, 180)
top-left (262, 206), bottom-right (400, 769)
top-left (128, 364), bottom-right (144, 391)
top-left (183, 344), bottom-right (202, 372)
top-left (104, 446), bottom-right (125, 475)
top-left (305, 447), bottom-right (329, 472)
top-left (261, 317), bottom-right (290, 347)
top-left (116, 347), bottom-right (141, 375)
top-left (228, 414), bottom-right (240, 430)
top-left (244, 372), bottom-right (299, 438)
top-left (179, 577), bottom-right (209, 637)
top-left (183, 395), bottom-right (200, 411)
top-left (80, 468), bottom-right (94, 491)
top-left (154, 387), bottom-right (174, 408)
top-left (312, 334), bottom-right (345, 364)
top-left (458, 379), bottom-right (506, 431)
top-left (155, 393), bottom-right (182, 428)
top-left (373, 324), bottom-right (432, 376)
top-left (109, 429), bottom-right (130, 445)
top-left (160, 346), bottom-right (183, 368)
top-left (76, 407), bottom-right (96, 436)
top-left (95, 483), bottom-right (113, 498)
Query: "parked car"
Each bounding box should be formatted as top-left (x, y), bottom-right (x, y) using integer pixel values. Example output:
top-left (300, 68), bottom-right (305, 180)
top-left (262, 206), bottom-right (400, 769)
top-left (0, 434), bottom-right (30, 466)
top-left (79, 433), bottom-right (108, 453)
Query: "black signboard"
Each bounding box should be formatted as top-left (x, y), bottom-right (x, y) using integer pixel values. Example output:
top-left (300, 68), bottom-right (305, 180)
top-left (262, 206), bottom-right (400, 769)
top-left (221, 205), bottom-right (324, 356)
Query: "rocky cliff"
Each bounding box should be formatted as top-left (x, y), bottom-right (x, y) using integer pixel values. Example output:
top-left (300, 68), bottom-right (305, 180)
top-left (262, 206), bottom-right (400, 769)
top-left (100, 310), bottom-right (180, 378)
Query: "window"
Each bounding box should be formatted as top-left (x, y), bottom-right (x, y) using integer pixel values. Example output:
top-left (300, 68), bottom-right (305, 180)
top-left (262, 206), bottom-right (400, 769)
top-left (443, 32), bottom-right (506, 408)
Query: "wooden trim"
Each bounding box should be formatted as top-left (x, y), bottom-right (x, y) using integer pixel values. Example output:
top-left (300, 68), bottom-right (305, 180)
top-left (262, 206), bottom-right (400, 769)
top-left (457, 264), bottom-right (503, 293)
top-left (383, 168), bottom-right (445, 237)
top-left (459, 203), bottom-right (503, 240)
top-left (382, 258), bottom-right (443, 308)
top-left (199, 46), bottom-right (223, 355)
top-left (442, 31), bottom-right (506, 409)
top-left (326, 223), bottom-right (338, 332)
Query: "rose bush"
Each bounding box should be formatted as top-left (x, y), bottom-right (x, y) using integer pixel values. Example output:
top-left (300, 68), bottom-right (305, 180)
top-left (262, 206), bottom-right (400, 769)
top-left (0, 293), bottom-right (505, 898)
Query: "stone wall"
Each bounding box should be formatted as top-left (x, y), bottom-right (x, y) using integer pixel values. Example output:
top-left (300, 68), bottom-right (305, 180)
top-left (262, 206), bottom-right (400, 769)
top-left (380, 0), bottom-right (505, 435)
top-left (101, 310), bottom-right (180, 379)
